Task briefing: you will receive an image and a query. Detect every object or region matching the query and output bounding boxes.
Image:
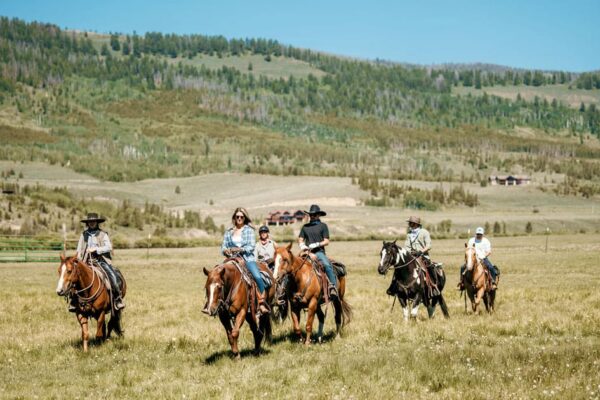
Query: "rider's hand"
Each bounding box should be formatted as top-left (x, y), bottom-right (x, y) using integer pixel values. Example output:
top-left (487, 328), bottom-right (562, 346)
top-left (88, 247), bottom-right (97, 254)
top-left (224, 249), bottom-right (232, 257)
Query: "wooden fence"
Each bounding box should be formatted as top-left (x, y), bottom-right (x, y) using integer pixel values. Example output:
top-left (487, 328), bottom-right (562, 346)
top-left (0, 236), bottom-right (76, 263)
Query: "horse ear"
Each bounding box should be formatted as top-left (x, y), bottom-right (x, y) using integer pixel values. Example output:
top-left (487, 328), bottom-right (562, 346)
top-left (203, 267), bottom-right (211, 276)
top-left (464, 243), bottom-right (467, 248)
top-left (60, 253), bottom-right (65, 262)
top-left (393, 239), bottom-right (397, 245)
top-left (286, 242), bottom-right (293, 251)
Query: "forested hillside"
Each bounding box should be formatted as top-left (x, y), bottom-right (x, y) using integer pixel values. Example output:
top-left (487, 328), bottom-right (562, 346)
top-left (0, 17), bottom-right (599, 191)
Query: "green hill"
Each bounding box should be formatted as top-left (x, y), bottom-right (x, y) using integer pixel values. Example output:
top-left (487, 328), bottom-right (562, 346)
top-left (0, 16), bottom-right (599, 240)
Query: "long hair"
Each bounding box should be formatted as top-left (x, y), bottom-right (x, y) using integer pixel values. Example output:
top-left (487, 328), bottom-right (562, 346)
top-left (231, 207), bottom-right (254, 228)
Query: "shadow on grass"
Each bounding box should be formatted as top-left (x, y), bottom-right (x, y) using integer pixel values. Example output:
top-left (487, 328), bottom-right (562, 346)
top-left (204, 347), bottom-right (272, 364)
top-left (63, 335), bottom-right (125, 351)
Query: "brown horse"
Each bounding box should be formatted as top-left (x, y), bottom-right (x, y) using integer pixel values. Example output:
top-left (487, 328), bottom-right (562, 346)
top-left (202, 259), bottom-right (275, 358)
top-left (55, 255), bottom-right (126, 352)
top-left (273, 244), bottom-right (352, 345)
top-left (463, 244), bottom-right (495, 314)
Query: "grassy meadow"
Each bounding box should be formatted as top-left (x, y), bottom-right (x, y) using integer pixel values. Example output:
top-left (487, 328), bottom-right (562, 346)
top-left (1, 235), bottom-right (599, 399)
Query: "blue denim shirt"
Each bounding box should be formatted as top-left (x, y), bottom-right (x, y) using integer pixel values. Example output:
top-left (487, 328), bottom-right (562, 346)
top-left (221, 225), bottom-right (256, 263)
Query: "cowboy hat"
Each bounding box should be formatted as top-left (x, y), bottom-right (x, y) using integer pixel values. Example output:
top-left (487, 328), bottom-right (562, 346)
top-left (80, 212), bottom-right (106, 224)
top-left (304, 204), bottom-right (327, 216)
top-left (406, 216), bottom-right (421, 225)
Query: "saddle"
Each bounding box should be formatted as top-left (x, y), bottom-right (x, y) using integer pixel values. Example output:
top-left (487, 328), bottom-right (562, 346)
top-left (415, 257), bottom-right (440, 297)
top-left (224, 257), bottom-right (272, 322)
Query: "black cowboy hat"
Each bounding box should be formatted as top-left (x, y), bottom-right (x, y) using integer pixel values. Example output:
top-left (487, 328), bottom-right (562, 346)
top-left (80, 212), bottom-right (106, 224)
top-left (304, 204), bottom-right (327, 217)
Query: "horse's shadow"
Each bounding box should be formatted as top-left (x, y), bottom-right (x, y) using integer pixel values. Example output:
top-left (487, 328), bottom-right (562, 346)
top-left (204, 347), bottom-right (272, 364)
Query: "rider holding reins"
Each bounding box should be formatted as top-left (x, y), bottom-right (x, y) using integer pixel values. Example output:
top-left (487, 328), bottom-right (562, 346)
top-left (74, 213), bottom-right (125, 311)
top-left (298, 204), bottom-right (338, 299)
top-left (221, 207), bottom-right (271, 315)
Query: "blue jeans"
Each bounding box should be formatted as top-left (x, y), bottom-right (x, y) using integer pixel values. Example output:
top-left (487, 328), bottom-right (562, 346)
top-left (315, 251), bottom-right (336, 286)
top-left (246, 260), bottom-right (266, 293)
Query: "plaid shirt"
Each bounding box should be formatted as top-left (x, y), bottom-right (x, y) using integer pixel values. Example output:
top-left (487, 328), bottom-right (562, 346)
top-left (221, 225), bottom-right (256, 262)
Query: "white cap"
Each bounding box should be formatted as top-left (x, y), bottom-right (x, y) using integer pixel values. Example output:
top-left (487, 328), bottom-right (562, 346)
top-left (475, 227), bottom-right (484, 235)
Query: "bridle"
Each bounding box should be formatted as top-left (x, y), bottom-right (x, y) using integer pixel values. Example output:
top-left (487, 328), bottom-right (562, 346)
top-left (62, 259), bottom-right (103, 306)
top-left (379, 243), bottom-right (415, 275)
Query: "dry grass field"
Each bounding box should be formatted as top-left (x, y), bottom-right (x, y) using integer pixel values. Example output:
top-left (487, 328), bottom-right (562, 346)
top-left (1, 235), bottom-right (599, 399)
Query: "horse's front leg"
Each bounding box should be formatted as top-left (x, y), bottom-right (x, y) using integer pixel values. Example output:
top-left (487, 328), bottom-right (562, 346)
top-left (231, 309), bottom-right (246, 359)
top-left (291, 304), bottom-right (302, 341)
top-left (316, 305), bottom-right (325, 343)
top-left (77, 313), bottom-right (89, 352)
top-left (96, 311), bottom-right (106, 342)
top-left (399, 297), bottom-right (409, 321)
top-left (218, 311), bottom-right (234, 349)
top-left (474, 286), bottom-right (485, 314)
top-left (304, 297), bottom-right (318, 346)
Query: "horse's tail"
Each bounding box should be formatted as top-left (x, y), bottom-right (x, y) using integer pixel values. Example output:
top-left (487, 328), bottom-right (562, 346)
top-left (438, 294), bottom-right (450, 318)
top-left (260, 313), bottom-right (273, 344)
top-left (340, 297), bottom-right (353, 327)
top-left (109, 310), bottom-right (124, 337)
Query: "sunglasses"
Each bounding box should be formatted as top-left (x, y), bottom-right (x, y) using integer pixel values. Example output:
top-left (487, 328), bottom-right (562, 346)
top-left (235, 215), bottom-right (245, 219)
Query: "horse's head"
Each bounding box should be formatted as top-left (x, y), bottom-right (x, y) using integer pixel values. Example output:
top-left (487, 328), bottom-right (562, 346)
top-left (273, 242), bottom-right (294, 281)
top-left (378, 240), bottom-right (406, 275)
top-left (202, 266), bottom-right (225, 316)
top-left (56, 254), bottom-right (79, 296)
top-left (465, 243), bottom-right (478, 271)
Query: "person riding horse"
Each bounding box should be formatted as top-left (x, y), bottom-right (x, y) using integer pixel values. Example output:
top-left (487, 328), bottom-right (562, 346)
top-left (298, 204), bottom-right (338, 299)
top-left (458, 227), bottom-right (500, 290)
top-left (387, 215), bottom-right (439, 296)
top-left (73, 213), bottom-right (125, 311)
top-left (254, 225), bottom-right (277, 269)
top-left (221, 208), bottom-right (271, 315)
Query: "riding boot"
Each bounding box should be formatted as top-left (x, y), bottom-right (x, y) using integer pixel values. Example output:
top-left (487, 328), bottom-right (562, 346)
top-left (328, 283), bottom-right (338, 299)
top-left (100, 262), bottom-right (125, 310)
top-left (257, 290), bottom-right (270, 315)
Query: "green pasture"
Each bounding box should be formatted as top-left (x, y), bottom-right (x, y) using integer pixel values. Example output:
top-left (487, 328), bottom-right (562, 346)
top-left (1, 235), bottom-right (599, 399)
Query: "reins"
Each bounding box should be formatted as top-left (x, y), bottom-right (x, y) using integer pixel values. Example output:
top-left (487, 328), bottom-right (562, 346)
top-left (71, 260), bottom-right (104, 306)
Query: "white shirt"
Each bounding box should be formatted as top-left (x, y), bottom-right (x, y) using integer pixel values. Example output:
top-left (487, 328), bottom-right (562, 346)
top-left (467, 236), bottom-right (491, 259)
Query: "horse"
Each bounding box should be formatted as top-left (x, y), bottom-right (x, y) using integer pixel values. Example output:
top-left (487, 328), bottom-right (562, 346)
top-left (55, 254), bottom-right (126, 352)
top-left (273, 243), bottom-right (352, 345)
top-left (463, 244), bottom-right (495, 314)
top-left (377, 240), bottom-right (449, 320)
top-left (202, 258), bottom-right (275, 358)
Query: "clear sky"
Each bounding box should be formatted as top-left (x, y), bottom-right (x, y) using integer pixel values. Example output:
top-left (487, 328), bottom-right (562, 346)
top-left (1, 0), bottom-right (598, 72)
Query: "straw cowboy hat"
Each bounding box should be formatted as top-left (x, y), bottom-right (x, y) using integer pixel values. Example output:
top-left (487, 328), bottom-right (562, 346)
top-left (406, 216), bottom-right (421, 226)
top-left (80, 212), bottom-right (106, 224)
top-left (304, 204), bottom-right (327, 216)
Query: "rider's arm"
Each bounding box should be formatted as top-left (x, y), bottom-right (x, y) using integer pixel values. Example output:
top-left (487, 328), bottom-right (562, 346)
top-left (298, 228), bottom-right (309, 251)
top-left (221, 231), bottom-right (230, 256)
top-left (240, 227), bottom-right (256, 256)
top-left (76, 234), bottom-right (85, 260)
top-left (421, 230), bottom-right (432, 253)
top-left (484, 238), bottom-right (492, 257)
top-left (96, 232), bottom-right (112, 254)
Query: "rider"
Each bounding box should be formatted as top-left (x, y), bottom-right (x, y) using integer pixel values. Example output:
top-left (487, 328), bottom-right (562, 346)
top-left (222, 207), bottom-right (270, 315)
top-left (458, 227), bottom-right (500, 290)
top-left (254, 225), bottom-right (277, 269)
top-left (73, 212), bottom-right (125, 311)
top-left (298, 204), bottom-right (338, 299)
top-left (387, 215), bottom-right (438, 296)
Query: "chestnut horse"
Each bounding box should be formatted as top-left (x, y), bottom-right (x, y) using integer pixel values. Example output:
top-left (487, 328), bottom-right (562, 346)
top-left (55, 255), bottom-right (126, 351)
top-left (273, 244), bottom-right (352, 345)
top-left (202, 259), bottom-right (275, 358)
top-left (464, 244), bottom-right (495, 314)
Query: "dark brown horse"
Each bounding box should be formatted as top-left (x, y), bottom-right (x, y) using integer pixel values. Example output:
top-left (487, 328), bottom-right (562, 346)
top-left (378, 241), bottom-right (449, 320)
top-left (273, 244), bottom-right (352, 345)
top-left (202, 259), bottom-right (275, 358)
top-left (464, 244), bottom-right (496, 314)
top-left (55, 255), bottom-right (126, 352)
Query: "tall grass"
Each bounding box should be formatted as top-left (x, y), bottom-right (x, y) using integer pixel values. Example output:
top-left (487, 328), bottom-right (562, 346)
top-left (1, 235), bottom-right (598, 399)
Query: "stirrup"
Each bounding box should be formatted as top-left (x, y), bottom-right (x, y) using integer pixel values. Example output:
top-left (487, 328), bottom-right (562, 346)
top-left (115, 297), bottom-right (126, 310)
top-left (328, 285), bottom-right (338, 298)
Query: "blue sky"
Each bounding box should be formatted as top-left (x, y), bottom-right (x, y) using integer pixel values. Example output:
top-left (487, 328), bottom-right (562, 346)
top-left (1, 0), bottom-right (599, 72)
